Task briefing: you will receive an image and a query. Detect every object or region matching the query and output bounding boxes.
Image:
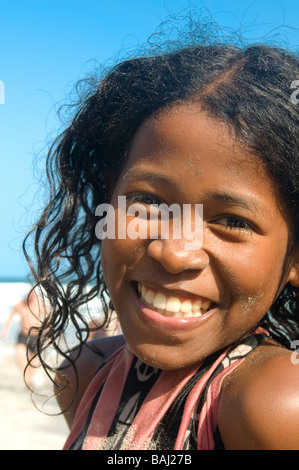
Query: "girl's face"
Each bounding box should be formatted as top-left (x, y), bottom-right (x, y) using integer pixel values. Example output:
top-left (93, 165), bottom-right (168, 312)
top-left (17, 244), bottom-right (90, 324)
top-left (101, 104), bottom-right (299, 370)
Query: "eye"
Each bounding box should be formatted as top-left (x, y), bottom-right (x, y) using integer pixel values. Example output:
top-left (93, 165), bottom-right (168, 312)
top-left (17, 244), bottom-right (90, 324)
top-left (211, 216), bottom-right (254, 232)
top-left (126, 193), bottom-right (164, 206)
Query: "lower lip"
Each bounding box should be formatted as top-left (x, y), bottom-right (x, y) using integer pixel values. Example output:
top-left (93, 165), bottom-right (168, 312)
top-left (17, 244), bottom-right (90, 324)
top-left (132, 286), bottom-right (216, 333)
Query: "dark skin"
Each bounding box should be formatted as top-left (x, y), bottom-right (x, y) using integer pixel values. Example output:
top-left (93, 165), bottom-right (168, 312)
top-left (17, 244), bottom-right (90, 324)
top-left (56, 105), bottom-right (299, 449)
top-left (219, 340), bottom-right (299, 450)
top-left (56, 336), bottom-right (299, 449)
top-left (55, 335), bottom-right (125, 429)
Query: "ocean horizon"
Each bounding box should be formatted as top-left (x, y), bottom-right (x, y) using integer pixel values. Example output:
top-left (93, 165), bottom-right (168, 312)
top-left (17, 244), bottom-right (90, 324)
top-left (0, 276), bottom-right (30, 283)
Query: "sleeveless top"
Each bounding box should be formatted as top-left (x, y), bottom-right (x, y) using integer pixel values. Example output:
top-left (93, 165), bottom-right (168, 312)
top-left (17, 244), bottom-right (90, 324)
top-left (64, 328), bottom-right (267, 450)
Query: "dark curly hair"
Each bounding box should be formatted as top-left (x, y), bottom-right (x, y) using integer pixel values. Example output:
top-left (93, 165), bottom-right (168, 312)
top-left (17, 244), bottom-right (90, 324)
top-left (23, 21), bottom-right (299, 396)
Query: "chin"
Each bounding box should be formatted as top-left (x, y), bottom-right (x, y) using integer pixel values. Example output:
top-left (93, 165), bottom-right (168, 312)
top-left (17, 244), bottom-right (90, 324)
top-left (126, 340), bottom-right (205, 371)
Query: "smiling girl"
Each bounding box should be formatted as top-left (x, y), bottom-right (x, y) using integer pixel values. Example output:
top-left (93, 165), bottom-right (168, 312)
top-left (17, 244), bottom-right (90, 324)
top-left (25, 29), bottom-right (299, 450)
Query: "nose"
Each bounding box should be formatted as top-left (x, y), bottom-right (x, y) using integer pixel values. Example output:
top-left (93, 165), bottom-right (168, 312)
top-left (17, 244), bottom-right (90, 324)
top-left (147, 236), bottom-right (209, 274)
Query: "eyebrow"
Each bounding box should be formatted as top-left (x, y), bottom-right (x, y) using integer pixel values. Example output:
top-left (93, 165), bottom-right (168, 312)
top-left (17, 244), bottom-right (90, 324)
top-left (123, 170), bottom-right (263, 214)
top-left (123, 169), bottom-right (181, 190)
top-left (211, 192), bottom-right (262, 214)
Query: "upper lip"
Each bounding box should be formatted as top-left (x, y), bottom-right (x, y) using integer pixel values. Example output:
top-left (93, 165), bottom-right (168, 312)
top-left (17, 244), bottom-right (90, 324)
top-left (133, 280), bottom-right (216, 303)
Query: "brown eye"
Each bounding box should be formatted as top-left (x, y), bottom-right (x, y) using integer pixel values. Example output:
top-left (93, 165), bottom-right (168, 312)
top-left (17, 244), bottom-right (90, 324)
top-left (213, 216), bottom-right (254, 231)
top-left (126, 193), bottom-right (164, 206)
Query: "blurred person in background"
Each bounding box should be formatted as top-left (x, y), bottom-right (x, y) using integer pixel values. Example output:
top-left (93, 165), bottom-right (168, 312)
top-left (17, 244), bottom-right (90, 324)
top-left (1, 290), bottom-right (45, 387)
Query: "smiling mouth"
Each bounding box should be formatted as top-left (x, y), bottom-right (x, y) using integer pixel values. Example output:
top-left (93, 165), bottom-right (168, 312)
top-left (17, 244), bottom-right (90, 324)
top-left (135, 282), bottom-right (213, 318)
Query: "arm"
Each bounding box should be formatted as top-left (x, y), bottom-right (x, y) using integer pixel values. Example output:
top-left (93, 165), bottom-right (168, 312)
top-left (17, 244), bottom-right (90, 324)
top-left (218, 344), bottom-right (299, 450)
top-left (54, 334), bottom-right (125, 429)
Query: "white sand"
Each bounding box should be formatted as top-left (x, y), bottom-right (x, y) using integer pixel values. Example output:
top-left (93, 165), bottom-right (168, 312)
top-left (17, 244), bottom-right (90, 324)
top-left (0, 350), bottom-right (69, 450)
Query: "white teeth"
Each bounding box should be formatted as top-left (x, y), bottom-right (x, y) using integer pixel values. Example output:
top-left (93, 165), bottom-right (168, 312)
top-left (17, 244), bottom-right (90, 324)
top-left (193, 311), bottom-right (203, 317)
top-left (192, 300), bottom-right (202, 312)
top-left (166, 296), bottom-right (181, 313)
top-left (137, 283), bottom-right (212, 318)
top-left (144, 289), bottom-right (155, 304)
top-left (181, 300), bottom-right (192, 313)
top-left (142, 285), bottom-right (146, 299)
top-left (202, 299), bottom-right (211, 310)
top-left (153, 293), bottom-right (167, 310)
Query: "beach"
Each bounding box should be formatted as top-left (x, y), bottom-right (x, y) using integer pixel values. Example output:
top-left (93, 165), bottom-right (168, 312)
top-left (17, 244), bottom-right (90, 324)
top-left (0, 280), bottom-right (108, 450)
top-left (0, 349), bottom-right (69, 450)
top-left (0, 281), bottom-right (69, 450)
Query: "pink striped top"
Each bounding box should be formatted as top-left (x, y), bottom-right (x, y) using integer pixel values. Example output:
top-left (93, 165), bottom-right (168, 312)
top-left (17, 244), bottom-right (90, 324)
top-left (64, 328), bottom-right (267, 450)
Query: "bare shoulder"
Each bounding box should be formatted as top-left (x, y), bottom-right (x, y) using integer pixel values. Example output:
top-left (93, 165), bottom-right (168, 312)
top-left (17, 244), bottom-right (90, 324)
top-left (54, 334), bottom-right (125, 428)
top-left (218, 340), bottom-right (299, 450)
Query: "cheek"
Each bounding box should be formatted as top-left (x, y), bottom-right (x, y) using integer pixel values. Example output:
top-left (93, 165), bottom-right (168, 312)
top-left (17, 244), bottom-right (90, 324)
top-left (101, 206), bottom-right (146, 278)
top-left (101, 238), bottom-right (124, 295)
top-left (237, 291), bottom-right (266, 321)
top-left (101, 236), bottom-right (142, 301)
top-left (220, 244), bottom-right (286, 314)
top-left (101, 238), bottom-right (126, 317)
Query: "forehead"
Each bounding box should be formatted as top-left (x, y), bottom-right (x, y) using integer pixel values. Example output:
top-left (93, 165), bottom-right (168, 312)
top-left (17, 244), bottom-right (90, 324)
top-left (121, 104), bottom-right (274, 197)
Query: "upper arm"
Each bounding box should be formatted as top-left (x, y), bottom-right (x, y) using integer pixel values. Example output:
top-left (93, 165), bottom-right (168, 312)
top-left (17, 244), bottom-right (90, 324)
top-left (218, 349), bottom-right (299, 450)
top-left (54, 335), bottom-right (125, 429)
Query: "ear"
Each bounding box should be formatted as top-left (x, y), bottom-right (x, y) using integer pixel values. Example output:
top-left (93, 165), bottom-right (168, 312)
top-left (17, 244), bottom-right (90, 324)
top-left (287, 249), bottom-right (299, 288)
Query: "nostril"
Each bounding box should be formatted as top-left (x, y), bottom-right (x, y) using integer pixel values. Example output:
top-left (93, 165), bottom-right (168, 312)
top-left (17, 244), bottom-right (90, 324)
top-left (147, 238), bottom-right (209, 274)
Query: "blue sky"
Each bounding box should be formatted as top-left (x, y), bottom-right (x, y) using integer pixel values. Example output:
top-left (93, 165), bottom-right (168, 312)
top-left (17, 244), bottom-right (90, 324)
top-left (0, 0), bottom-right (298, 280)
